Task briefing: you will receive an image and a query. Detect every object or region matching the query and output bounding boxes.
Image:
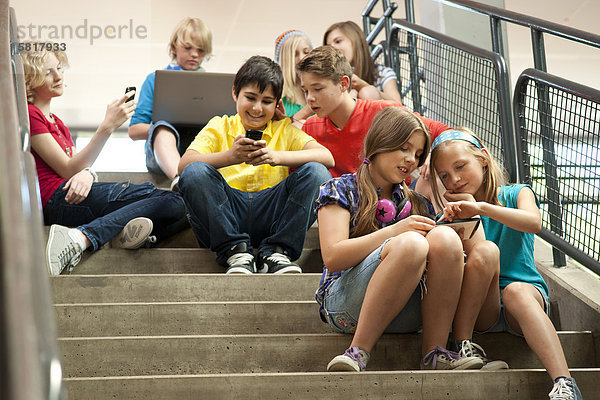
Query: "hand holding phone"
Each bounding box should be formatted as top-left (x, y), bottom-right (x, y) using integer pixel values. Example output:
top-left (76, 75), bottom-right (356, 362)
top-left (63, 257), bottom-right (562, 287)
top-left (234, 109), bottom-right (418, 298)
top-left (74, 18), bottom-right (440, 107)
top-left (125, 86), bottom-right (136, 103)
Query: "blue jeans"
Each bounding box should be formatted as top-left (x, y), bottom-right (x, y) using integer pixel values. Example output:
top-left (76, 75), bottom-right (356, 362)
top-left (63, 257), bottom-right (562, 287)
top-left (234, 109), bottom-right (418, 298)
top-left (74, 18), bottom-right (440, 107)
top-left (323, 240), bottom-right (423, 334)
top-left (44, 181), bottom-right (188, 251)
top-left (179, 161), bottom-right (331, 267)
top-left (145, 120), bottom-right (202, 175)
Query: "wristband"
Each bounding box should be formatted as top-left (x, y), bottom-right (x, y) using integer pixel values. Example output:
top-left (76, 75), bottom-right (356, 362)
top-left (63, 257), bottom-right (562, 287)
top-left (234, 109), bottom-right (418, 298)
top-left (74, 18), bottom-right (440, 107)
top-left (83, 167), bottom-right (98, 182)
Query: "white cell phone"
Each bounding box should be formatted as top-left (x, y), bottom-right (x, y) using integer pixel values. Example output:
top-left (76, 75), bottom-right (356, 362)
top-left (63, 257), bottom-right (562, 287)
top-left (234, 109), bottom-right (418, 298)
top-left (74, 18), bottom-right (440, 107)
top-left (436, 217), bottom-right (481, 239)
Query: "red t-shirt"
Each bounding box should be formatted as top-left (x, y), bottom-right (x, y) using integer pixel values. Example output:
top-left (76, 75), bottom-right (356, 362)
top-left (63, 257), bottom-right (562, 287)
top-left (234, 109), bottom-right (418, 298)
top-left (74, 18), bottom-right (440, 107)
top-left (28, 104), bottom-right (73, 207)
top-left (302, 99), bottom-right (450, 177)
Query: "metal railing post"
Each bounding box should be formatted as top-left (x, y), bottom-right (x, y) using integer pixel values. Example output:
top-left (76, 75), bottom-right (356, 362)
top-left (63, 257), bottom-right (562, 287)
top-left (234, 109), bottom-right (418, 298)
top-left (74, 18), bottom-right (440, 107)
top-left (531, 29), bottom-right (566, 266)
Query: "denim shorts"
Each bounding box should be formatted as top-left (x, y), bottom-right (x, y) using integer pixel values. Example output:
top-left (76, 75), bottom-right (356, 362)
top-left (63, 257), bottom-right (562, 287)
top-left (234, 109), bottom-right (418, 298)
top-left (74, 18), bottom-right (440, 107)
top-left (321, 239), bottom-right (423, 334)
top-left (476, 283), bottom-right (550, 337)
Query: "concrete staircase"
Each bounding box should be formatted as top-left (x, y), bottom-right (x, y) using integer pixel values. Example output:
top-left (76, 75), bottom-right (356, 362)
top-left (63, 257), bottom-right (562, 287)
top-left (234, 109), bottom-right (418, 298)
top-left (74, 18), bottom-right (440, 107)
top-left (50, 173), bottom-right (599, 399)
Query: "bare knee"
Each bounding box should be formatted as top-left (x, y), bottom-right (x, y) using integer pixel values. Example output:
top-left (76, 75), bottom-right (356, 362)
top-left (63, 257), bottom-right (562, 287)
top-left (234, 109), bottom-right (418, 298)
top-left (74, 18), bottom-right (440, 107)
top-left (427, 226), bottom-right (463, 262)
top-left (382, 233), bottom-right (428, 274)
top-left (466, 240), bottom-right (499, 275)
top-left (154, 127), bottom-right (177, 145)
top-left (358, 85), bottom-right (382, 100)
top-left (502, 282), bottom-right (539, 310)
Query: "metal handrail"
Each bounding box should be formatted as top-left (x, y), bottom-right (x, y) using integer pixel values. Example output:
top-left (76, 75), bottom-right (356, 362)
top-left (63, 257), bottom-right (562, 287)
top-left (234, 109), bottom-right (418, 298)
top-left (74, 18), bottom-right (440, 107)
top-left (514, 68), bottom-right (600, 272)
top-left (0, 2), bottom-right (64, 399)
top-left (439, 0), bottom-right (600, 70)
top-left (388, 18), bottom-right (517, 182)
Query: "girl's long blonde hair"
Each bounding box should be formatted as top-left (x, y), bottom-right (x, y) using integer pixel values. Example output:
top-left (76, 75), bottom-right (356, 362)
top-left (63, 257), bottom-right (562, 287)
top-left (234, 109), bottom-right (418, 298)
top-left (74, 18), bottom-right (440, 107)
top-left (429, 127), bottom-right (508, 207)
top-left (279, 34), bottom-right (311, 105)
top-left (353, 107), bottom-right (431, 237)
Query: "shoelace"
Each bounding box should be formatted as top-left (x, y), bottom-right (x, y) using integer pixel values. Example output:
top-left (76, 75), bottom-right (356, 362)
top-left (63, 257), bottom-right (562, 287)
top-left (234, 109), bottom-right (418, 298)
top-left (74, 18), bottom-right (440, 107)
top-left (344, 346), bottom-right (369, 370)
top-left (266, 252), bottom-right (291, 264)
top-left (458, 340), bottom-right (487, 360)
top-left (227, 252), bottom-right (254, 267)
top-left (549, 378), bottom-right (574, 400)
top-left (59, 243), bottom-right (81, 274)
top-left (422, 346), bottom-right (460, 369)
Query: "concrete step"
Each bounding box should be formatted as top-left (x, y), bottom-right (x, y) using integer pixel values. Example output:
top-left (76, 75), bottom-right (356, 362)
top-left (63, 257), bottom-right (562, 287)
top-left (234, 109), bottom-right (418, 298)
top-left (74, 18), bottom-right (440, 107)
top-left (55, 301), bottom-right (329, 337)
top-left (62, 369), bottom-right (600, 400)
top-left (59, 332), bottom-right (594, 378)
top-left (51, 274), bottom-right (321, 304)
top-left (43, 225), bottom-right (321, 249)
top-left (67, 248), bottom-right (323, 275)
top-left (67, 247), bottom-right (323, 274)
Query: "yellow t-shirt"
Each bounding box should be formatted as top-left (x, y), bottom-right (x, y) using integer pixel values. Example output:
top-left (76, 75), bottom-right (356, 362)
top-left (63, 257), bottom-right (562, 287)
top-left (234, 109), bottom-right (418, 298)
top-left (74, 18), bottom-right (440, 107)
top-left (187, 114), bottom-right (315, 192)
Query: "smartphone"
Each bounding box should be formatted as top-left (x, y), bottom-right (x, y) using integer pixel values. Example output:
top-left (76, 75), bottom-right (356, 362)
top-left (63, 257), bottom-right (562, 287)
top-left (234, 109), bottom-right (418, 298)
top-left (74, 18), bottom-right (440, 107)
top-left (125, 86), bottom-right (136, 103)
top-left (436, 217), bottom-right (481, 239)
top-left (246, 129), bottom-right (263, 141)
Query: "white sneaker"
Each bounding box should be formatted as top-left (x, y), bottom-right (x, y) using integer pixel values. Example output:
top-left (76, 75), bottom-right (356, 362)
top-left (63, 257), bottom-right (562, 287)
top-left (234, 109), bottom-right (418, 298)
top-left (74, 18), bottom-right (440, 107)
top-left (46, 225), bottom-right (83, 275)
top-left (110, 217), bottom-right (153, 249)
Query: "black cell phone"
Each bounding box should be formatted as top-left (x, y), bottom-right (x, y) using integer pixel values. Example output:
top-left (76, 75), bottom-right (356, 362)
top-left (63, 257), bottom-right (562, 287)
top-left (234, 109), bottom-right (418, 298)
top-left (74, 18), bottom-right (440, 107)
top-left (125, 86), bottom-right (136, 103)
top-left (246, 129), bottom-right (263, 141)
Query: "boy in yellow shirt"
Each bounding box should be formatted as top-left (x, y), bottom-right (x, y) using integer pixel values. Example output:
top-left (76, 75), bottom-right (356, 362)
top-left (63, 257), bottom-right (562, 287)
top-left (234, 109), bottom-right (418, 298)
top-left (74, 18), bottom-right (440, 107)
top-left (178, 56), bottom-right (334, 274)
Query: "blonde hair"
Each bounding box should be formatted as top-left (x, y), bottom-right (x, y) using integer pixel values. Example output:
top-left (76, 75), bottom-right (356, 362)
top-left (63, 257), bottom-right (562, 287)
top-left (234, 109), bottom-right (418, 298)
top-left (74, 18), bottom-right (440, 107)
top-left (279, 35), bottom-right (312, 105)
top-left (168, 18), bottom-right (212, 61)
top-left (324, 21), bottom-right (376, 85)
top-left (429, 127), bottom-right (508, 207)
top-left (21, 42), bottom-right (69, 104)
top-left (353, 107), bottom-right (431, 237)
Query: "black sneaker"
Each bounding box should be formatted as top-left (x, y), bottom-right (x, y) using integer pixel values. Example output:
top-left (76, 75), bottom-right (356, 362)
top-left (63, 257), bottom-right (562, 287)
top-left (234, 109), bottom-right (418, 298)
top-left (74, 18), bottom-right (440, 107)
top-left (259, 246), bottom-right (302, 274)
top-left (224, 242), bottom-right (255, 274)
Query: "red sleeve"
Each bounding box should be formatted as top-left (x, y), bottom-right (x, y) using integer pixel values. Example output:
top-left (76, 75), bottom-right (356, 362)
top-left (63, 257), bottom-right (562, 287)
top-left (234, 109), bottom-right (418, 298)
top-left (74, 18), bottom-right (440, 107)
top-left (28, 104), bottom-right (51, 136)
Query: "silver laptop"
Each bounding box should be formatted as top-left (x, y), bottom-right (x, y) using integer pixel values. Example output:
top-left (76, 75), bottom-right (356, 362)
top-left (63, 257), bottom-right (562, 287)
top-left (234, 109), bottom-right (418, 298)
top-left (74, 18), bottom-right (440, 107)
top-left (152, 70), bottom-right (236, 127)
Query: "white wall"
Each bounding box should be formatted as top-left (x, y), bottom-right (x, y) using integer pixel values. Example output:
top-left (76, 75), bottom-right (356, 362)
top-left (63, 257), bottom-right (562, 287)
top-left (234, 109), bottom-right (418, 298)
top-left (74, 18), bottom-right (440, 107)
top-left (12, 0), bottom-right (376, 127)
top-left (12, 0), bottom-right (600, 129)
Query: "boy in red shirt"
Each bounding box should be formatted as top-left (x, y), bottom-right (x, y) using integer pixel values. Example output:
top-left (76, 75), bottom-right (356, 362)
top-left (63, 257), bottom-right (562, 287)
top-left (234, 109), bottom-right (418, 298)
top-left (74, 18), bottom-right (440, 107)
top-left (298, 46), bottom-right (449, 178)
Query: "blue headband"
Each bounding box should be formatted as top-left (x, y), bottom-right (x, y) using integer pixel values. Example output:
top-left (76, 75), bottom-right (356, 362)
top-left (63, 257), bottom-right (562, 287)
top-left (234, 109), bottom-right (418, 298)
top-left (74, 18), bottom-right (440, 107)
top-left (431, 130), bottom-right (483, 151)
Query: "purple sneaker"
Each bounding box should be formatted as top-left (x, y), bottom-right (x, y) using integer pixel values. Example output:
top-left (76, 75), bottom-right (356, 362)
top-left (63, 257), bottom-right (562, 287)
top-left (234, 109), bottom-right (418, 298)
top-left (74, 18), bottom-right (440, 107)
top-left (421, 346), bottom-right (483, 370)
top-left (327, 346), bottom-right (371, 372)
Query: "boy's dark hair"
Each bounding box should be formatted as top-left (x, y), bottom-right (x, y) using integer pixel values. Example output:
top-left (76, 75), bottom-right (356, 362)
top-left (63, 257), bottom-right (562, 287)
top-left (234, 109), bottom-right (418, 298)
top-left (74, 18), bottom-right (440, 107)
top-left (233, 55), bottom-right (283, 101)
top-left (296, 46), bottom-right (353, 84)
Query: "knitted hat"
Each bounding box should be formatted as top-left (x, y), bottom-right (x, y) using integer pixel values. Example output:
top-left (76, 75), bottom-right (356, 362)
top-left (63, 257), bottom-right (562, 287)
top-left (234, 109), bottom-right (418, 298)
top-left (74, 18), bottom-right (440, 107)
top-left (274, 30), bottom-right (313, 64)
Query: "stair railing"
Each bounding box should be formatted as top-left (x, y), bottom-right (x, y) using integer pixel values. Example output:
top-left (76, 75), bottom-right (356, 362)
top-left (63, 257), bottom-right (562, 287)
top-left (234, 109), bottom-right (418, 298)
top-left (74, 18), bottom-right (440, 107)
top-left (0, 1), bottom-right (64, 399)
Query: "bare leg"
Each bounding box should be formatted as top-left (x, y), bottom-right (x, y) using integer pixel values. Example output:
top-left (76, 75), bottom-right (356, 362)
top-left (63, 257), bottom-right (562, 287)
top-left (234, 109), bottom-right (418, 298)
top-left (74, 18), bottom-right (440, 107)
top-left (452, 240), bottom-right (501, 339)
top-left (153, 127), bottom-right (181, 179)
top-left (350, 233), bottom-right (428, 353)
top-left (502, 282), bottom-right (571, 379)
top-left (421, 226), bottom-right (464, 355)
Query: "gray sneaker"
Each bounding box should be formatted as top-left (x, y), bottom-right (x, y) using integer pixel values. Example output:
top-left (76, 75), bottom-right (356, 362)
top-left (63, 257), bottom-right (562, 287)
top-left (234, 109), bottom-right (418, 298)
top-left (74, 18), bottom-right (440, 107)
top-left (224, 242), bottom-right (255, 274)
top-left (327, 346), bottom-right (371, 372)
top-left (110, 217), bottom-right (153, 249)
top-left (549, 377), bottom-right (583, 400)
top-left (421, 346), bottom-right (483, 370)
top-left (46, 225), bottom-right (83, 275)
top-left (450, 339), bottom-right (509, 370)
